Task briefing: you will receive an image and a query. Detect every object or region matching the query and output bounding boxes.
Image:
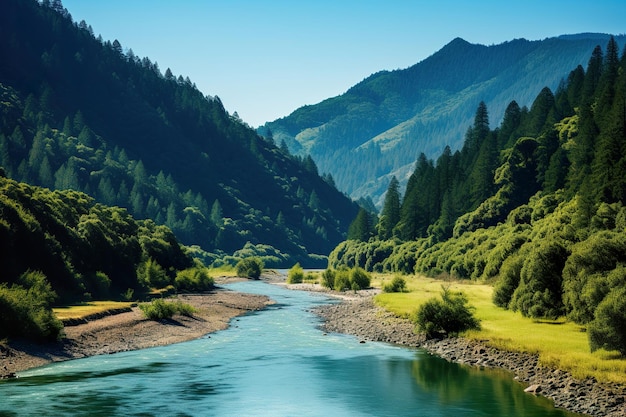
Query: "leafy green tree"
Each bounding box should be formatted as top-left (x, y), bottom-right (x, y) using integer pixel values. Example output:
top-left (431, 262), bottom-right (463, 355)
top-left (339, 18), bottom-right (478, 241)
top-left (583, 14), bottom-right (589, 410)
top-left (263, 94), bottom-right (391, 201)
top-left (588, 287), bottom-right (626, 355)
top-left (509, 241), bottom-right (568, 319)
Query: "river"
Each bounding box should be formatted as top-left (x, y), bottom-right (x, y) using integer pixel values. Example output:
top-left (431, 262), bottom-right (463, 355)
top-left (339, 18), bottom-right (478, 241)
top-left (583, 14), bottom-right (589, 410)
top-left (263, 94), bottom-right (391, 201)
top-left (0, 280), bottom-right (578, 416)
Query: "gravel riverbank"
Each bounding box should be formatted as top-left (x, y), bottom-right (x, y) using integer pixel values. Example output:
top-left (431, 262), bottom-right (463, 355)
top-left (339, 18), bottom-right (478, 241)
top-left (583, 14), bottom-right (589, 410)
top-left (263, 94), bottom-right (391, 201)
top-left (305, 286), bottom-right (626, 417)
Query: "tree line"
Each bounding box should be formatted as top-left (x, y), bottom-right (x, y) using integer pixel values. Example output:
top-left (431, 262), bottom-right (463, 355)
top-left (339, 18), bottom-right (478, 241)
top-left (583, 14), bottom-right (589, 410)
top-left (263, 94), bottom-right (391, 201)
top-left (332, 37), bottom-right (626, 353)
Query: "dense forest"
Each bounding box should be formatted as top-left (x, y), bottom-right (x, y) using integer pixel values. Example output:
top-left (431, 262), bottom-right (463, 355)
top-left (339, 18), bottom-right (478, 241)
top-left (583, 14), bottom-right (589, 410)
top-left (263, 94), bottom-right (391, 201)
top-left (330, 37), bottom-right (626, 347)
top-left (263, 34), bottom-right (626, 206)
top-left (0, 173), bottom-right (214, 340)
top-left (0, 0), bottom-right (359, 269)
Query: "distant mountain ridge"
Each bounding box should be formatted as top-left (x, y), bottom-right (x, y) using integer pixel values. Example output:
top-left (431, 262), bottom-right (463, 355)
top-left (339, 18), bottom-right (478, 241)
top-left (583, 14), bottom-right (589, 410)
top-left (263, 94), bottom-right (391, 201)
top-left (262, 33), bottom-right (626, 206)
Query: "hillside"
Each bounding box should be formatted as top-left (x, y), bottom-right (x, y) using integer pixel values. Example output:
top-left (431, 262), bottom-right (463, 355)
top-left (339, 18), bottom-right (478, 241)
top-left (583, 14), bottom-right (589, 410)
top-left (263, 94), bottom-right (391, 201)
top-left (262, 34), bottom-right (626, 205)
top-left (329, 36), bottom-right (626, 352)
top-left (0, 173), bottom-right (210, 340)
top-left (0, 0), bottom-right (358, 267)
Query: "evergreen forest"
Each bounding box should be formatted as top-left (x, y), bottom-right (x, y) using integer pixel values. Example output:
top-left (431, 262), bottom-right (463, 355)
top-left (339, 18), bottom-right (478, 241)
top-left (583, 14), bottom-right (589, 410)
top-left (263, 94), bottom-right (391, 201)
top-left (264, 34), bottom-right (626, 206)
top-left (330, 37), bottom-right (626, 348)
top-left (0, 0), bottom-right (359, 272)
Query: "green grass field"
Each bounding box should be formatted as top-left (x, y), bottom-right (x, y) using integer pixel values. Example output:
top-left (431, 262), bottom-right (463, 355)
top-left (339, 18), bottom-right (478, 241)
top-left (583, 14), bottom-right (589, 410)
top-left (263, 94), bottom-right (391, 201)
top-left (53, 301), bottom-right (133, 321)
top-left (373, 274), bottom-right (626, 385)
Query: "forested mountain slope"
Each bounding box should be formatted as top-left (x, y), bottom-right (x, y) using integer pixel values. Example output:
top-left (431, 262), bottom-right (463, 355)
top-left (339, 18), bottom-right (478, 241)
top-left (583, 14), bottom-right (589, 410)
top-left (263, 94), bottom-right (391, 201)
top-left (0, 0), bottom-right (358, 267)
top-left (263, 34), bottom-right (626, 205)
top-left (330, 37), bottom-right (626, 351)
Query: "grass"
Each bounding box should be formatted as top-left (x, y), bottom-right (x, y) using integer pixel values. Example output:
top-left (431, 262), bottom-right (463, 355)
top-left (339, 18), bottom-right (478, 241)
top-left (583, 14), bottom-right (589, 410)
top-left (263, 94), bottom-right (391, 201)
top-left (206, 264), bottom-right (237, 278)
top-left (374, 273), bottom-right (626, 385)
top-left (53, 301), bottom-right (133, 321)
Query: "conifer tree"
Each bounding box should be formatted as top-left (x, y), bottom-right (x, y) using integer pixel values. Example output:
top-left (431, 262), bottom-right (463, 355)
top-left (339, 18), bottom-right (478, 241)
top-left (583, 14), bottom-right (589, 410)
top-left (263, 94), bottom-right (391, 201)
top-left (377, 176), bottom-right (401, 240)
top-left (348, 208), bottom-right (375, 241)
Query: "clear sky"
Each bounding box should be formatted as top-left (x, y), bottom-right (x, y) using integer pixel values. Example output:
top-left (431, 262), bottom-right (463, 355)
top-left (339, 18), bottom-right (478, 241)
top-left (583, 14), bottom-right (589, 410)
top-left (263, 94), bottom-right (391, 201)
top-left (62, 0), bottom-right (625, 128)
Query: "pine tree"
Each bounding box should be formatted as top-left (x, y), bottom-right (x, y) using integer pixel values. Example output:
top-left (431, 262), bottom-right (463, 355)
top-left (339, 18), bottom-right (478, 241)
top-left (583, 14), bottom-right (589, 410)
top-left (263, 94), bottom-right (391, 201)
top-left (38, 156), bottom-right (54, 188)
top-left (596, 36), bottom-right (620, 126)
top-left (210, 200), bottom-right (223, 226)
top-left (348, 208), bottom-right (374, 241)
top-left (377, 176), bottom-right (401, 240)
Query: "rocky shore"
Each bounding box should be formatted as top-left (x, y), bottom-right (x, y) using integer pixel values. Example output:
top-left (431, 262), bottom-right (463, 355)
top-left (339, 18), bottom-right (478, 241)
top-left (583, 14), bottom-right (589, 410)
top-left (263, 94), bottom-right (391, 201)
top-left (312, 293), bottom-right (626, 417)
top-left (1, 286), bottom-right (270, 378)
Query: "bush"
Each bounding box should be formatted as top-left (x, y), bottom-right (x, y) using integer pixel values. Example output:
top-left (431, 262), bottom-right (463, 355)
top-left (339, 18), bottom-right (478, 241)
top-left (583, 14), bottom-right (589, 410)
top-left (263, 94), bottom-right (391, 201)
top-left (287, 263), bottom-right (304, 284)
top-left (321, 269), bottom-right (335, 289)
top-left (333, 269), bottom-right (351, 291)
top-left (139, 299), bottom-right (197, 320)
top-left (235, 257), bottom-right (264, 279)
top-left (350, 267), bottom-right (371, 290)
top-left (383, 276), bottom-right (407, 293)
top-left (0, 271), bottom-right (63, 341)
top-left (175, 267), bottom-right (214, 292)
top-left (413, 286), bottom-right (480, 338)
top-left (588, 288), bottom-right (626, 355)
top-left (138, 258), bottom-right (170, 289)
top-left (492, 255), bottom-right (523, 308)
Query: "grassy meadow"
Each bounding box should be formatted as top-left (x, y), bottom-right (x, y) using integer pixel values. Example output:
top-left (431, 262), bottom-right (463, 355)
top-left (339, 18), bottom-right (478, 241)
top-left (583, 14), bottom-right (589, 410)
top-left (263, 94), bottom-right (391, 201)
top-left (53, 301), bottom-right (133, 321)
top-left (374, 274), bottom-right (626, 385)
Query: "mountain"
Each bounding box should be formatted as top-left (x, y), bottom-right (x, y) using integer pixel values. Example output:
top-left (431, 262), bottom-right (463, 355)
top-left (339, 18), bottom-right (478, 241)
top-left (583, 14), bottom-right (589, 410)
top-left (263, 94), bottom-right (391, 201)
top-left (0, 0), bottom-right (359, 267)
top-left (262, 33), bottom-right (626, 206)
top-left (329, 36), bottom-right (626, 342)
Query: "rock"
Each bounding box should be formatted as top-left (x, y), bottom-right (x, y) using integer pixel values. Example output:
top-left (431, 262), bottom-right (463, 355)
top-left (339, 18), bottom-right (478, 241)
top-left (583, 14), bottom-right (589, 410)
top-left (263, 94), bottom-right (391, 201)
top-left (524, 384), bottom-right (542, 394)
top-left (311, 290), bottom-right (626, 417)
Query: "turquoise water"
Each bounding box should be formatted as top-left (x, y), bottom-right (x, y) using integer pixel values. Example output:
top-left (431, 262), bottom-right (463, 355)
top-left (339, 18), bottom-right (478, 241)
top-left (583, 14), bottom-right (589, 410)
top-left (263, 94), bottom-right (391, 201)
top-left (0, 281), bottom-right (578, 416)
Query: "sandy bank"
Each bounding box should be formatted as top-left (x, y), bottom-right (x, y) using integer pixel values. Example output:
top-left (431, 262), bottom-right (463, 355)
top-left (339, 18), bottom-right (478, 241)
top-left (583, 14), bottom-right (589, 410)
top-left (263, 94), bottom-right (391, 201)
top-left (1, 285), bottom-right (270, 378)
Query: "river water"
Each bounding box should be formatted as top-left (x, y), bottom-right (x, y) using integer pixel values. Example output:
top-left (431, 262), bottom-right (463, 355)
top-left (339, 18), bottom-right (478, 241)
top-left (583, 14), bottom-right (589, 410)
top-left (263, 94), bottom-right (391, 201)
top-left (0, 281), bottom-right (578, 416)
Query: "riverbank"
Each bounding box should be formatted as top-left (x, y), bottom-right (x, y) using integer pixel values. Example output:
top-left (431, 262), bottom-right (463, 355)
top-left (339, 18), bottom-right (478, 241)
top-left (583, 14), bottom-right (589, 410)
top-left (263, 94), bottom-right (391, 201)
top-left (1, 285), bottom-right (270, 378)
top-left (299, 284), bottom-right (626, 417)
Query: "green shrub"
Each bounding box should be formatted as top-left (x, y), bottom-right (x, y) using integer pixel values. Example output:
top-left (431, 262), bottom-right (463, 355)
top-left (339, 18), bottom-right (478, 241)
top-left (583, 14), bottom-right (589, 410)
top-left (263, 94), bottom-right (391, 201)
top-left (383, 276), bottom-right (407, 293)
top-left (321, 269), bottom-right (335, 289)
top-left (138, 258), bottom-right (170, 289)
top-left (235, 257), bottom-right (264, 279)
top-left (349, 267), bottom-right (371, 290)
top-left (139, 299), bottom-right (197, 320)
top-left (588, 288), bottom-right (626, 355)
top-left (175, 267), bottom-right (214, 292)
top-left (492, 254), bottom-right (523, 308)
top-left (412, 286), bottom-right (480, 338)
top-left (287, 263), bottom-right (304, 284)
top-left (0, 271), bottom-right (63, 341)
top-left (333, 269), bottom-right (351, 291)
top-left (172, 300), bottom-right (197, 317)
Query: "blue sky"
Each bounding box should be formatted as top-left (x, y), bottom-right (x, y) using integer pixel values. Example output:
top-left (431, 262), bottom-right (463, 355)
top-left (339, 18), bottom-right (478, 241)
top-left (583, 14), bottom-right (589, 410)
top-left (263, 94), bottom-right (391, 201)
top-left (62, 0), bottom-right (625, 128)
